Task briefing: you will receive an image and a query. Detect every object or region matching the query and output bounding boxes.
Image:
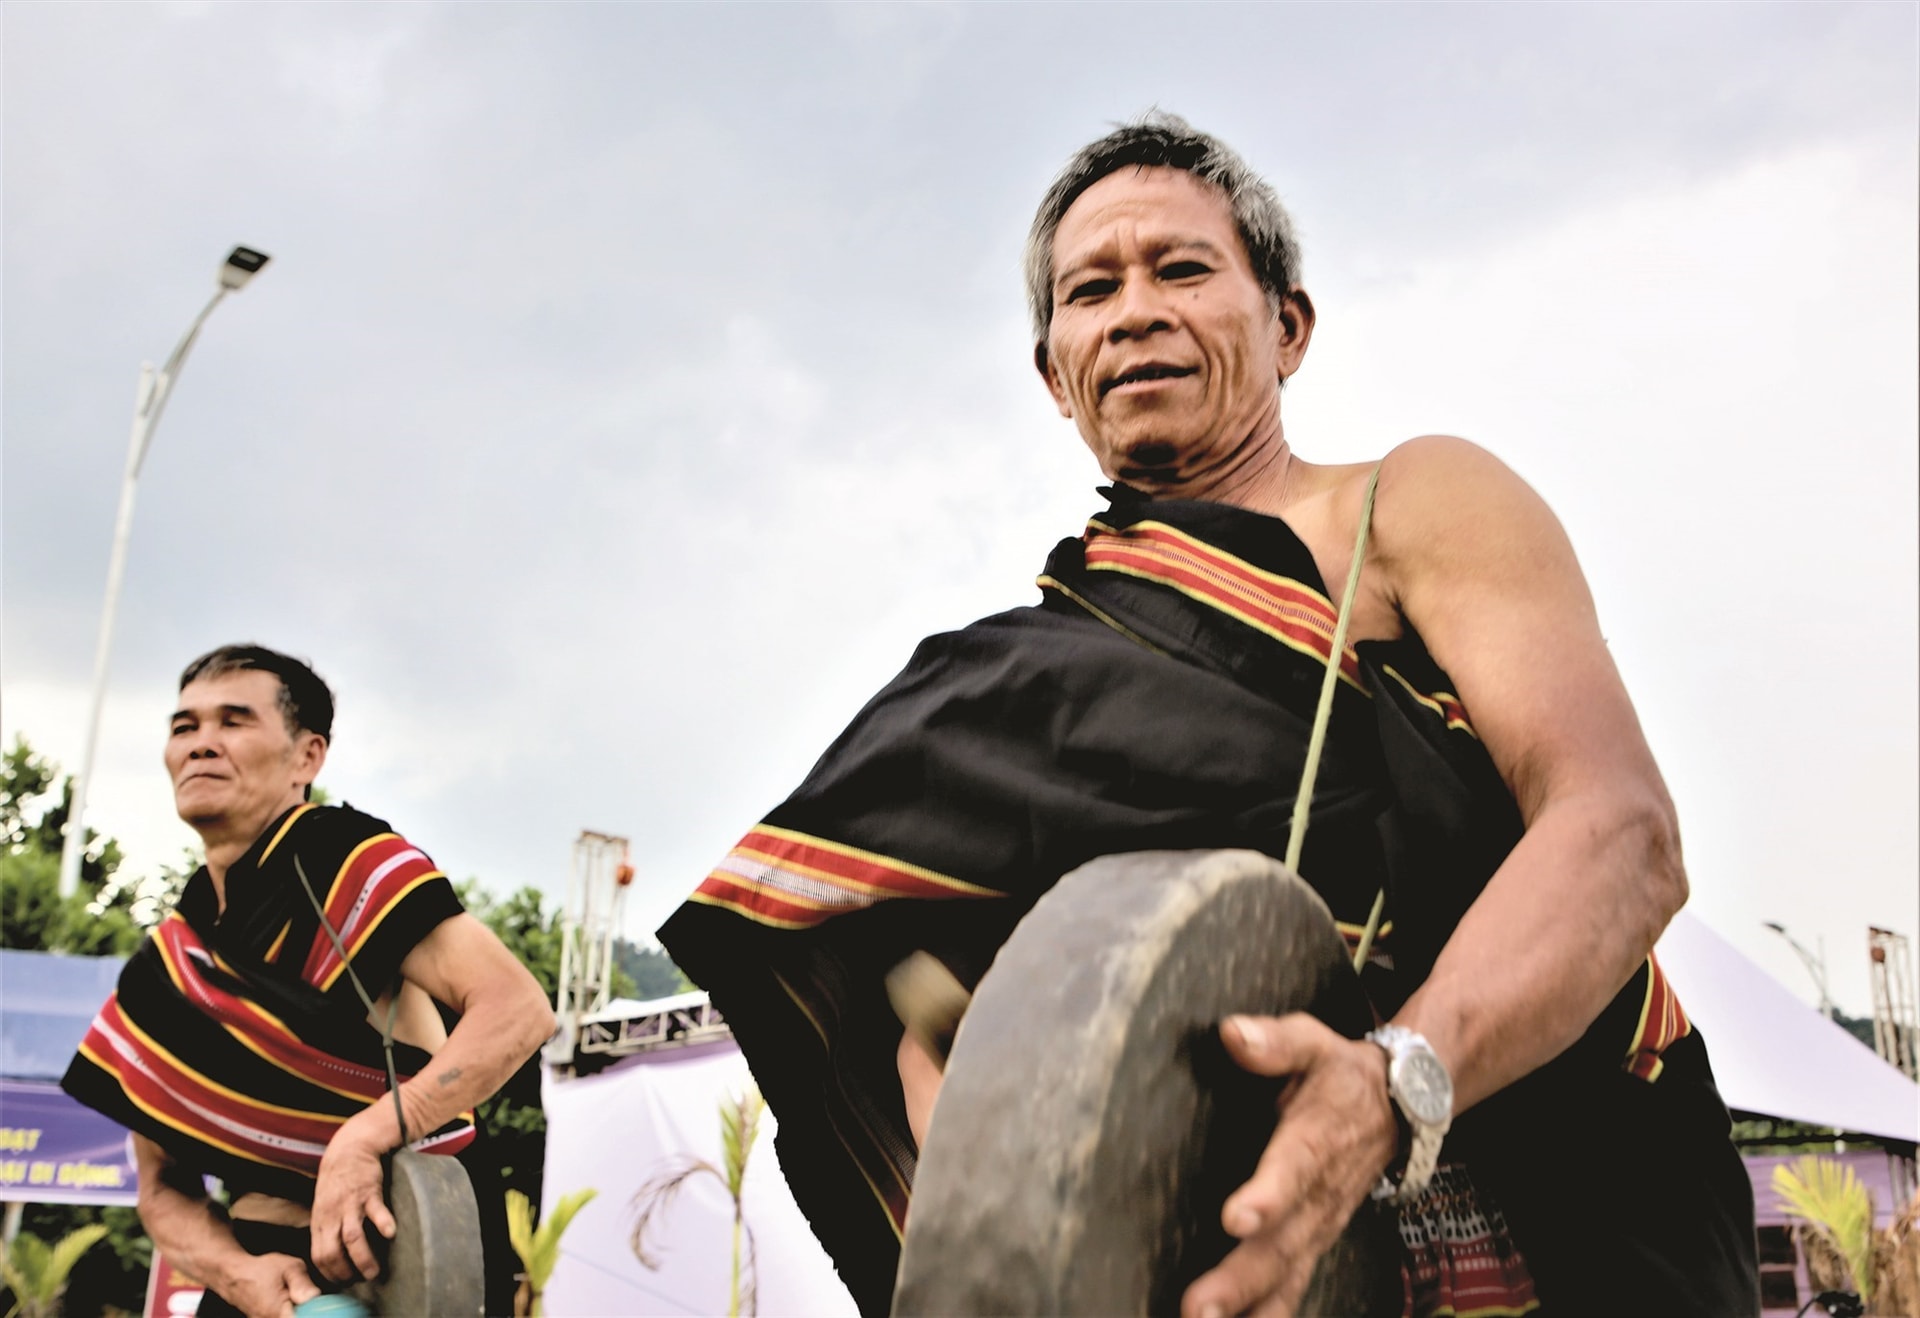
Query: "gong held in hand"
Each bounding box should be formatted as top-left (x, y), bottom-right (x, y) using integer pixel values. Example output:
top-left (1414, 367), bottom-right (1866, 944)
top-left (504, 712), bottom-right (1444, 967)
top-left (891, 849), bottom-right (1401, 1317)
top-left (296, 1149), bottom-right (487, 1318)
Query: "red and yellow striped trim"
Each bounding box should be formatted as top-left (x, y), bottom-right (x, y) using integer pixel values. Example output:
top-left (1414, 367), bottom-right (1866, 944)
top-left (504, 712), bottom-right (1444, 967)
top-left (1625, 954), bottom-right (1691, 1082)
top-left (1081, 520), bottom-right (1368, 692)
top-left (693, 824), bottom-right (998, 930)
top-left (301, 834), bottom-right (446, 991)
top-left (1381, 664), bottom-right (1478, 739)
top-left (257, 803), bottom-right (317, 863)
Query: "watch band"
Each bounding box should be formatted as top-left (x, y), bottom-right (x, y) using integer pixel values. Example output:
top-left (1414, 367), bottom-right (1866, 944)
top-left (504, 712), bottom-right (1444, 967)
top-left (1365, 1025), bottom-right (1452, 1203)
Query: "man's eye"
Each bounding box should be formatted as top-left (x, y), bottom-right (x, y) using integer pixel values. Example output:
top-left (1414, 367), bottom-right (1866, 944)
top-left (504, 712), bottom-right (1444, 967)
top-left (1065, 278), bottom-right (1118, 303)
top-left (1161, 261), bottom-right (1210, 280)
top-left (170, 724), bottom-right (191, 737)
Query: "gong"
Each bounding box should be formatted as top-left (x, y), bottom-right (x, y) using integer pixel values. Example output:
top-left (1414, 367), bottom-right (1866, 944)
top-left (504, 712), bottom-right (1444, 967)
top-left (371, 1148), bottom-right (487, 1317)
top-left (891, 849), bottom-right (1401, 1317)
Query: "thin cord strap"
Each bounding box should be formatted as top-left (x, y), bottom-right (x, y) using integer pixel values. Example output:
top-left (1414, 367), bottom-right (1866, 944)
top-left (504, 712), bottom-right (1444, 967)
top-left (295, 855), bottom-right (411, 1147)
top-left (1272, 466), bottom-right (1389, 973)
top-left (1283, 464), bottom-right (1380, 875)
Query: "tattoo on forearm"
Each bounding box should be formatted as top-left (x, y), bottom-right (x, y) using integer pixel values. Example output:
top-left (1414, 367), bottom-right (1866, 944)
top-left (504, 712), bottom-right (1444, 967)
top-left (437, 1067), bottom-right (463, 1088)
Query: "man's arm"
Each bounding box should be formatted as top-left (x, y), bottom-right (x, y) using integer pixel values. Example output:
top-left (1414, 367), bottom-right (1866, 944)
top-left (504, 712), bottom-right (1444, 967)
top-left (308, 912), bottom-right (556, 1283)
top-left (1184, 437), bottom-right (1686, 1318)
top-left (131, 1133), bottom-right (320, 1318)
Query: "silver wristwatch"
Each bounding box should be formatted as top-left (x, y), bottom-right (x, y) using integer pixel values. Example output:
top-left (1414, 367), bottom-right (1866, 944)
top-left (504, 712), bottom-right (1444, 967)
top-left (1365, 1025), bottom-right (1453, 1203)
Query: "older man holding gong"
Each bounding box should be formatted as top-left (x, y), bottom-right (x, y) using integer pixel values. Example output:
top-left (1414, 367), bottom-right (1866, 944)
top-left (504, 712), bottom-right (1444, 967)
top-left (661, 114), bottom-right (1758, 1318)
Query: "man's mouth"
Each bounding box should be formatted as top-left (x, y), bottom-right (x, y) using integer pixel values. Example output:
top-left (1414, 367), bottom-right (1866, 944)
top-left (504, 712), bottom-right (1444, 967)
top-left (1100, 364), bottom-right (1197, 397)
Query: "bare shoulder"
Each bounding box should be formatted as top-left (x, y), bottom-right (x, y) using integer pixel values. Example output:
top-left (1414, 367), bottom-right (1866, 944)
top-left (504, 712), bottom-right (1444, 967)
top-left (1371, 435), bottom-right (1578, 595)
top-left (1377, 434), bottom-right (1546, 522)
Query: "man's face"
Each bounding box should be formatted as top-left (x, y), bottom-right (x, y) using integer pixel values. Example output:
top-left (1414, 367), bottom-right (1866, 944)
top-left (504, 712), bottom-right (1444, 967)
top-left (1040, 166), bottom-right (1310, 485)
top-left (165, 669), bottom-right (325, 838)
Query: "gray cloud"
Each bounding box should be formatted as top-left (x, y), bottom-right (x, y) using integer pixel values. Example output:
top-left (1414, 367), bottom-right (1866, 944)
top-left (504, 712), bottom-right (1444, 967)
top-left (4, 2), bottom-right (1913, 1008)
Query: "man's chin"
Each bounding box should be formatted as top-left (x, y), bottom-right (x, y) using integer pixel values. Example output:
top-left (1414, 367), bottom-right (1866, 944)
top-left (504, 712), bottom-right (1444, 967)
top-left (173, 796), bottom-right (229, 830)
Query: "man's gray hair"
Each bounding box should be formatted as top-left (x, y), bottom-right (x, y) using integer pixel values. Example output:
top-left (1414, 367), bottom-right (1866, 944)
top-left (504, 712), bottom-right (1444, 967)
top-left (1023, 112), bottom-right (1303, 352)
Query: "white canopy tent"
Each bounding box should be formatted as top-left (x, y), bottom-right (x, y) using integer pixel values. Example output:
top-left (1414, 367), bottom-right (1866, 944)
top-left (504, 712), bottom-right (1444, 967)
top-left (1656, 910), bottom-right (1917, 1143)
top-left (539, 909), bottom-right (1916, 1315)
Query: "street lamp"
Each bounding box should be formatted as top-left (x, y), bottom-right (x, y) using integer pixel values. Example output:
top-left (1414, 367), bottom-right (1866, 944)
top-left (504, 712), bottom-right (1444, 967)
top-left (56, 246), bottom-right (272, 898)
top-left (1764, 920), bottom-right (1836, 1020)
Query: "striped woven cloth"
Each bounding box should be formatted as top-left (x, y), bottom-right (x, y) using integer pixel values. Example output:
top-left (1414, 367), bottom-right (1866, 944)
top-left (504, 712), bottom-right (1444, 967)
top-left (62, 802), bottom-right (472, 1203)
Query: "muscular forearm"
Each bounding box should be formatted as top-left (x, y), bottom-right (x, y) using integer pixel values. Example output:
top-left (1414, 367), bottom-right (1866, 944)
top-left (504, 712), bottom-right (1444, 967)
top-left (1396, 785), bottom-right (1686, 1113)
top-left (349, 982), bottom-right (553, 1151)
top-left (137, 1171), bottom-right (254, 1294)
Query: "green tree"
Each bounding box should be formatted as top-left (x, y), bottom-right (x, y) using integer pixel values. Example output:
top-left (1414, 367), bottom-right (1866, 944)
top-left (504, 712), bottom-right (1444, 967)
top-left (0, 737), bottom-right (140, 955)
top-left (456, 882), bottom-right (573, 1212)
top-left (613, 939), bottom-right (693, 1000)
top-left (0, 737), bottom-right (158, 1315)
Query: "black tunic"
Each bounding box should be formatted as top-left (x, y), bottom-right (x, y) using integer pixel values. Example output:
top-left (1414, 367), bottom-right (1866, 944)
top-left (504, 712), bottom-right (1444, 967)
top-left (660, 491), bottom-right (1758, 1317)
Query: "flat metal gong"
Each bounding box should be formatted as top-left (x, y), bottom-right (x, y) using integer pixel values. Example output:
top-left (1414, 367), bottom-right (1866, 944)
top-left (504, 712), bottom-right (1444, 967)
top-left (892, 849), bottom-right (1401, 1317)
top-left (373, 1148), bottom-right (486, 1317)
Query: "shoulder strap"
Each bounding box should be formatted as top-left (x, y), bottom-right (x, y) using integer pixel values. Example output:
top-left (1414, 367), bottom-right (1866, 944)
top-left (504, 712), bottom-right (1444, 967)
top-left (1279, 464), bottom-right (1388, 971)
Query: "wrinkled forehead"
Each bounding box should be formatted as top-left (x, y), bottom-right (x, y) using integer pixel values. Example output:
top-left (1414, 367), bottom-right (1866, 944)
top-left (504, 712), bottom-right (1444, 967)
top-left (173, 668), bottom-right (286, 718)
top-left (1052, 166), bottom-right (1246, 272)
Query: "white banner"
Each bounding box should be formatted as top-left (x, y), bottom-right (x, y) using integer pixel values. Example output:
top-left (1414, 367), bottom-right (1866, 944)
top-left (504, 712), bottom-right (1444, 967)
top-left (541, 1043), bottom-right (856, 1317)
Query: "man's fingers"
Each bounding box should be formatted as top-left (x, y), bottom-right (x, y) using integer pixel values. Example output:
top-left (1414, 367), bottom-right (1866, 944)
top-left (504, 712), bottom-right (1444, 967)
top-left (309, 1227), bottom-right (349, 1283)
top-left (365, 1189), bottom-right (397, 1240)
top-left (342, 1217), bottom-right (383, 1280)
top-left (1181, 1233), bottom-right (1308, 1318)
top-left (284, 1259), bottom-right (322, 1307)
top-left (1220, 1111), bottom-right (1338, 1241)
top-left (1220, 1014), bottom-right (1337, 1078)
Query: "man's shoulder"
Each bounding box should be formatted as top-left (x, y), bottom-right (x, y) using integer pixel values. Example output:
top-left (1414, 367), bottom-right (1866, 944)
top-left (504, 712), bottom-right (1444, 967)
top-left (1372, 435), bottom-right (1560, 561)
top-left (291, 800), bottom-right (402, 842)
top-left (276, 800), bottom-right (431, 868)
top-left (1377, 434), bottom-right (1517, 493)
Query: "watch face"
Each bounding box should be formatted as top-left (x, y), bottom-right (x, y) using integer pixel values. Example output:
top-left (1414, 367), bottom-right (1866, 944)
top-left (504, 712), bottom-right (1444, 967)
top-left (1394, 1050), bottom-right (1453, 1127)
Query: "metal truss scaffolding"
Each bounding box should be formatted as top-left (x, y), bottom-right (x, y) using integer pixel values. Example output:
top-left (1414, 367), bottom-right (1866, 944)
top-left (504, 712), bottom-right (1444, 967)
top-left (1868, 926), bottom-right (1917, 1081)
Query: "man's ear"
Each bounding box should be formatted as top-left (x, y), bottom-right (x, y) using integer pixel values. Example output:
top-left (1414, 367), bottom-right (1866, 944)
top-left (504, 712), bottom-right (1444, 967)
top-left (294, 732), bottom-right (328, 791)
top-left (1035, 341), bottom-right (1074, 418)
top-left (1275, 288), bottom-right (1316, 381)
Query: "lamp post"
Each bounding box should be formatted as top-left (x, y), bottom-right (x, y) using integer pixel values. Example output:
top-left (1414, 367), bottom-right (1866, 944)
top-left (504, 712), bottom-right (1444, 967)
top-left (56, 247), bottom-right (272, 898)
top-left (1763, 920), bottom-right (1836, 1020)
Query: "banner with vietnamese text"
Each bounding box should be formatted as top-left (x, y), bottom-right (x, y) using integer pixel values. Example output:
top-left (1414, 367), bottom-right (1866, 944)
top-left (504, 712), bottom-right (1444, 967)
top-left (0, 1078), bottom-right (138, 1205)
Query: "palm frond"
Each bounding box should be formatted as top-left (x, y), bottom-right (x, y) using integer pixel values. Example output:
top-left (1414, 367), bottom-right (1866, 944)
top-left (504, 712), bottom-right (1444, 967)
top-left (1, 1233), bottom-right (48, 1299)
top-left (0, 1222), bottom-right (108, 1318)
top-left (42, 1223), bottom-right (108, 1292)
top-left (720, 1087), bottom-right (765, 1199)
top-left (629, 1160), bottom-right (723, 1269)
top-left (530, 1188), bottom-right (599, 1287)
top-left (1774, 1156), bottom-right (1877, 1300)
top-left (506, 1188), bottom-right (536, 1272)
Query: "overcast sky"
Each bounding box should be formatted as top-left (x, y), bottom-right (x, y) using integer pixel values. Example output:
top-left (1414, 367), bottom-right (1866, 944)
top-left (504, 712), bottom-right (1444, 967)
top-left (4, 3), bottom-right (1913, 1016)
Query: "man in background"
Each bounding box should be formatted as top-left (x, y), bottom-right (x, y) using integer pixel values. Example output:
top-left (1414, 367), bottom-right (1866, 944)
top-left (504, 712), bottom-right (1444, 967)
top-left (63, 644), bottom-right (554, 1318)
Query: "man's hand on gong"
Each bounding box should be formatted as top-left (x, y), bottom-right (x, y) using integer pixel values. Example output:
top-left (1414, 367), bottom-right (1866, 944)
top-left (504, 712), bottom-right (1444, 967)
top-left (309, 1114), bottom-right (396, 1283)
top-left (1180, 1014), bottom-right (1399, 1318)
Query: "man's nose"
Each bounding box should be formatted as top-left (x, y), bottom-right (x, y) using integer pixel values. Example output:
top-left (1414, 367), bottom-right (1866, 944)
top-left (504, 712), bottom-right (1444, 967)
top-left (1106, 274), bottom-right (1173, 343)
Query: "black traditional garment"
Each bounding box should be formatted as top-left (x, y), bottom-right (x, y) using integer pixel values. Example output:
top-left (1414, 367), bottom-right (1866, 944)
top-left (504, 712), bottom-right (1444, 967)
top-left (658, 490), bottom-right (1758, 1318)
top-left (62, 802), bottom-right (474, 1205)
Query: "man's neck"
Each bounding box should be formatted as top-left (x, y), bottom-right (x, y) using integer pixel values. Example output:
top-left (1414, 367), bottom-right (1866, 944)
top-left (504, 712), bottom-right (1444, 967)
top-left (197, 794), bottom-right (307, 911)
top-left (1118, 410), bottom-right (1303, 516)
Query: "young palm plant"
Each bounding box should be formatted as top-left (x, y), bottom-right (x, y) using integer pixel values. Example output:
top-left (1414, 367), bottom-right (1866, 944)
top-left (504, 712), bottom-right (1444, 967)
top-left (0, 1223), bottom-right (109, 1318)
top-left (506, 1187), bottom-right (598, 1318)
top-left (630, 1086), bottom-right (765, 1318)
top-left (1774, 1155), bottom-right (1877, 1307)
